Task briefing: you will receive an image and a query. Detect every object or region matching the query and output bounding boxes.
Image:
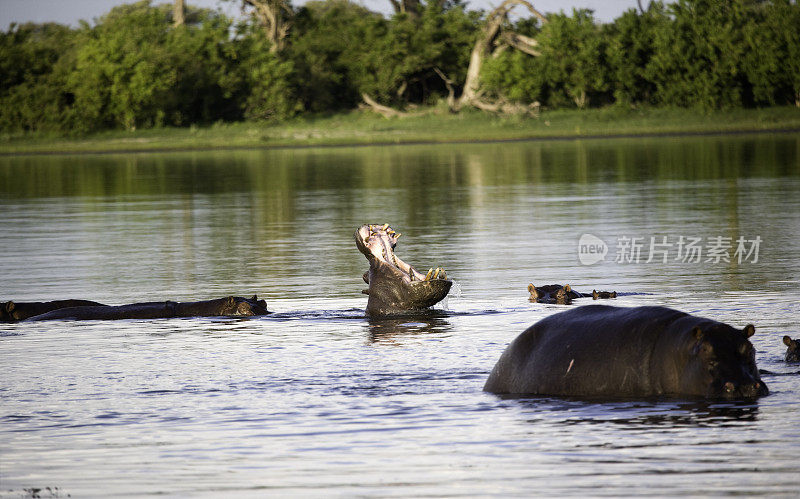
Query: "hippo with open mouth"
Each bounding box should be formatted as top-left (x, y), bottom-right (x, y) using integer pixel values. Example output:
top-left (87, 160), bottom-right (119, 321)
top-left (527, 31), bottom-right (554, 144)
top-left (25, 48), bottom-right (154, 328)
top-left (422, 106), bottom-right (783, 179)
top-left (484, 305), bottom-right (768, 399)
top-left (355, 224), bottom-right (452, 316)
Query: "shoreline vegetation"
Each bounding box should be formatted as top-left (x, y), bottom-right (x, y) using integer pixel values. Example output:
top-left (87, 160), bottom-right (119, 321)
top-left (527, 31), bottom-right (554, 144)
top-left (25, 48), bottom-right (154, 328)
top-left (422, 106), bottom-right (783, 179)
top-left (3, 0), bottom-right (799, 155)
top-left (1, 106), bottom-right (799, 156)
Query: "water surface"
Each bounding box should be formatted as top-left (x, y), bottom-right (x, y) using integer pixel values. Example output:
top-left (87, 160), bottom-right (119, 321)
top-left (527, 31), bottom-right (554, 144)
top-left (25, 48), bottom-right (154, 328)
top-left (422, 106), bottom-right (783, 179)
top-left (1, 134), bottom-right (799, 496)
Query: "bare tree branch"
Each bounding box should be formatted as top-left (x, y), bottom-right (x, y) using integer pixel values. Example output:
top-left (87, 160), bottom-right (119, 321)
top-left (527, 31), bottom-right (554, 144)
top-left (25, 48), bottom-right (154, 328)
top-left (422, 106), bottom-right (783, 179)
top-left (433, 67), bottom-right (456, 111)
top-left (242, 0), bottom-right (293, 53)
top-left (361, 93), bottom-right (410, 118)
top-left (499, 31), bottom-right (541, 56)
top-left (458, 0), bottom-right (547, 111)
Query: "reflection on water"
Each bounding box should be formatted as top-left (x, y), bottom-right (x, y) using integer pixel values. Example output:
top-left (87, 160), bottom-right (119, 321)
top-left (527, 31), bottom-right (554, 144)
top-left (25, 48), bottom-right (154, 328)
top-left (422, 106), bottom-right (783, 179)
top-left (512, 397), bottom-right (761, 428)
top-left (365, 310), bottom-right (454, 343)
top-left (1, 133), bottom-right (799, 497)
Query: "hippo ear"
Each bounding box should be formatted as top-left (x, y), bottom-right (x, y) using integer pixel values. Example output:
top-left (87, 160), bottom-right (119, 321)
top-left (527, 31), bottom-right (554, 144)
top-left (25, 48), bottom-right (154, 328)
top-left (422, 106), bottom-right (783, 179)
top-left (528, 283), bottom-right (536, 293)
top-left (226, 296), bottom-right (235, 306)
top-left (692, 326), bottom-right (704, 341)
top-left (251, 294), bottom-right (258, 301)
top-left (742, 324), bottom-right (755, 338)
top-left (592, 290), bottom-right (598, 299)
top-left (564, 284), bottom-right (572, 292)
top-left (610, 291), bottom-right (616, 298)
top-left (785, 335), bottom-right (794, 347)
top-left (4, 301), bottom-right (14, 313)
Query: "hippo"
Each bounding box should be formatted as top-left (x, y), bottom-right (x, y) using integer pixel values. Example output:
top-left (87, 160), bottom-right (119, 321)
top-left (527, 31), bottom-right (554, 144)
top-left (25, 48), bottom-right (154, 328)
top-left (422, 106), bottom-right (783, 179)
top-left (592, 290), bottom-right (617, 300)
top-left (784, 336), bottom-right (800, 362)
top-left (527, 284), bottom-right (616, 304)
top-left (1, 299), bottom-right (106, 322)
top-left (484, 305), bottom-right (768, 399)
top-left (356, 224), bottom-right (452, 316)
top-left (23, 296), bottom-right (269, 321)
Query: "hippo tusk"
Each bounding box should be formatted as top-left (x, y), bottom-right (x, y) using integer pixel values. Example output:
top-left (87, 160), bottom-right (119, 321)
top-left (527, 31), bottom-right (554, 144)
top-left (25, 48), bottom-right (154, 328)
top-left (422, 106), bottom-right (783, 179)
top-left (425, 268), bottom-right (434, 281)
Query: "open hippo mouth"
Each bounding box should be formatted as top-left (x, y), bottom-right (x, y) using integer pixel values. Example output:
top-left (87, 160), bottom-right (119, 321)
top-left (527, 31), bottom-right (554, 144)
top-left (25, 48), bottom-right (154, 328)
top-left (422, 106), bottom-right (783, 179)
top-left (355, 224), bottom-right (452, 316)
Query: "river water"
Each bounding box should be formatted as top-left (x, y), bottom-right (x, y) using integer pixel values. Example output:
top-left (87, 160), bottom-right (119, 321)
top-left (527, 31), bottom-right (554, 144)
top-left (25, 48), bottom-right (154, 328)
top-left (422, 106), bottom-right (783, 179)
top-left (1, 134), bottom-right (799, 497)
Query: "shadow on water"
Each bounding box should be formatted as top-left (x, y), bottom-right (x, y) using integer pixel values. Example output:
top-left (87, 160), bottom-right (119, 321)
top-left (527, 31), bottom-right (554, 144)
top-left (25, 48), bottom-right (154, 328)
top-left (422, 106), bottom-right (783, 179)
top-left (503, 396), bottom-right (762, 429)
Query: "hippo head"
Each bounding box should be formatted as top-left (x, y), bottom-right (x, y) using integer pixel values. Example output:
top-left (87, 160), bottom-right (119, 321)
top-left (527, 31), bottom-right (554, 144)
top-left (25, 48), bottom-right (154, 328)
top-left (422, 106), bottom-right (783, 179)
top-left (528, 284), bottom-right (576, 304)
top-left (689, 324), bottom-right (768, 399)
top-left (784, 336), bottom-right (800, 362)
top-left (1, 301), bottom-right (18, 322)
top-left (592, 290), bottom-right (617, 300)
top-left (355, 224), bottom-right (452, 316)
top-left (224, 295), bottom-right (270, 316)
top-left (197, 295), bottom-right (269, 317)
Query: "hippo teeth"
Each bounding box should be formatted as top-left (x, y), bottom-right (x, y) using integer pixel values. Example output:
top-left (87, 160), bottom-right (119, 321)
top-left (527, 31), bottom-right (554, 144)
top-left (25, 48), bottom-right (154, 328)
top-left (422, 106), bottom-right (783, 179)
top-left (424, 267), bottom-right (447, 281)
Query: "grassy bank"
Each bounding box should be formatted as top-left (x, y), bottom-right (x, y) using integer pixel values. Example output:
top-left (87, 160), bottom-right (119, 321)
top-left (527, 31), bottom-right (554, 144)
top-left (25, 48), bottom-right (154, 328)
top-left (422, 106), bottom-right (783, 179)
top-left (1, 106), bottom-right (799, 155)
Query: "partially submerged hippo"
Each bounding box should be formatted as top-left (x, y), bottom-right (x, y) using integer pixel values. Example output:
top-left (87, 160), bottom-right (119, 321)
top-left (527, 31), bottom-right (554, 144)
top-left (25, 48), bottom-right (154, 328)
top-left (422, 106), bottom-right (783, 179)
top-left (528, 283), bottom-right (615, 304)
top-left (2, 299), bottom-right (106, 322)
top-left (23, 296), bottom-right (269, 321)
top-left (784, 336), bottom-right (800, 362)
top-left (356, 224), bottom-right (452, 316)
top-left (484, 305), bottom-right (768, 399)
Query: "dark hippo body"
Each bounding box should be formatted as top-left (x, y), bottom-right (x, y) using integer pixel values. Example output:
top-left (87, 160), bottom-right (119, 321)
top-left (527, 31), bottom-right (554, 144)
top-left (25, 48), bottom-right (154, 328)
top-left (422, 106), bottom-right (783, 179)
top-left (356, 224), bottom-right (452, 316)
top-left (2, 299), bottom-right (106, 322)
top-left (24, 296), bottom-right (269, 321)
top-left (784, 336), bottom-right (800, 362)
top-left (484, 305), bottom-right (768, 399)
top-left (528, 283), bottom-right (616, 304)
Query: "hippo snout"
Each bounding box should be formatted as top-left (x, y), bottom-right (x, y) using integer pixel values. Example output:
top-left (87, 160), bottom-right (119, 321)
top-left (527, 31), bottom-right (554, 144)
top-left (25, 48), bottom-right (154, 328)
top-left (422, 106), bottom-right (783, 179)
top-left (721, 379), bottom-right (768, 399)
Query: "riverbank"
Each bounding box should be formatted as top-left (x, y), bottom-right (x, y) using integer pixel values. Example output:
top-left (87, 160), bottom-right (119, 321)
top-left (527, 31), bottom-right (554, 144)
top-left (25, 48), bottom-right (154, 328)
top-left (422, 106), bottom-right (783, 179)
top-left (2, 106), bottom-right (799, 155)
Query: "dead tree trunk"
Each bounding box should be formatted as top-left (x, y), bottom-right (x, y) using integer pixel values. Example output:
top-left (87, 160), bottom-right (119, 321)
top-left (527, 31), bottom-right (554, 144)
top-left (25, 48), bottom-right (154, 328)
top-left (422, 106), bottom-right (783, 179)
top-left (360, 93), bottom-right (410, 118)
top-left (173, 0), bottom-right (185, 26)
top-left (389, 0), bottom-right (422, 16)
top-left (455, 0), bottom-right (546, 113)
top-left (243, 0), bottom-right (293, 53)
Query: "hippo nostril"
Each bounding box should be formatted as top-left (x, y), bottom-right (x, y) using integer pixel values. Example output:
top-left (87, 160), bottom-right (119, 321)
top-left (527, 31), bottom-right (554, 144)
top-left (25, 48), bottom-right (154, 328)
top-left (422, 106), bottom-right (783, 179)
top-left (724, 381), bottom-right (735, 393)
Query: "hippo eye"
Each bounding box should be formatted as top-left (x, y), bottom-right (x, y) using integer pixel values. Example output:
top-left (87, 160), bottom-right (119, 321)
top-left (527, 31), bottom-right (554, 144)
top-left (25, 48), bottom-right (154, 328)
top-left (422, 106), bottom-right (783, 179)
top-left (707, 360), bottom-right (718, 372)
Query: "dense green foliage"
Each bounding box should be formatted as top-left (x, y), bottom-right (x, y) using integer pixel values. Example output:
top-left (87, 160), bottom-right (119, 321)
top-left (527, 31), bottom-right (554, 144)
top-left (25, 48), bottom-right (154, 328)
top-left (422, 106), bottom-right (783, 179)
top-left (1, 0), bottom-right (798, 135)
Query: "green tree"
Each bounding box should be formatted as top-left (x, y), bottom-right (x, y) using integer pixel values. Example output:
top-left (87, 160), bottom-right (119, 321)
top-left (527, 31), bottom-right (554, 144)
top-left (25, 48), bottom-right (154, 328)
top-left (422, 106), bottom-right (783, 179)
top-left (743, 0), bottom-right (800, 106)
top-left (288, 0), bottom-right (383, 111)
top-left (0, 23), bottom-right (77, 132)
top-left (604, 3), bottom-right (667, 105)
top-left (645, 0), bottom-right (754, 109)
top-left (68, 1), bottom-right (241, 131)
top-left (481, 8), bottom-right (609, 109)
top-left (537, 9), bottom-right (609, 108)
top-left (233, 24), bottom-right (302, 120)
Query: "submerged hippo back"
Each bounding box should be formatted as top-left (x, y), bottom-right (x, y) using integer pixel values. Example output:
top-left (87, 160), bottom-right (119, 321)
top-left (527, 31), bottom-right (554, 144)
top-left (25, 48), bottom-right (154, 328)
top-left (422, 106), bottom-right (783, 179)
top-left (484, 305), bottom-right (767, 399)
top-left (2, 299), bottom-right (106, 322)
